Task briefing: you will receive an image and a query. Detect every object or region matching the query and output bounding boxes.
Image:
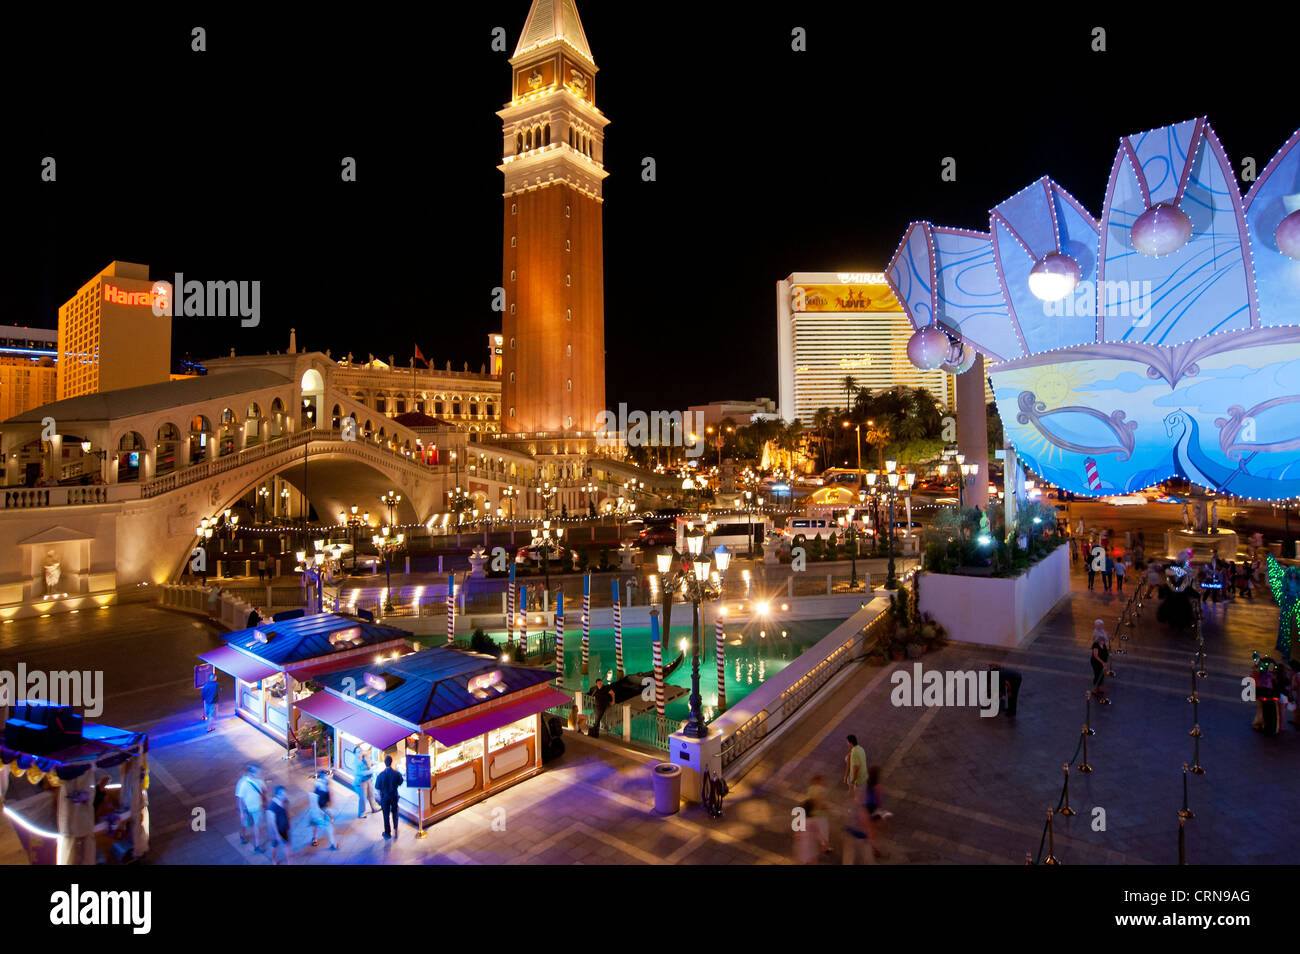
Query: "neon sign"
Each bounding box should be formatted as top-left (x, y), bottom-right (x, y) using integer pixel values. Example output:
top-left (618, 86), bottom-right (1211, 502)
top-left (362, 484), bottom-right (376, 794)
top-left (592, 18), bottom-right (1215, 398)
top-left (103, 283), bottom-right (169, 310)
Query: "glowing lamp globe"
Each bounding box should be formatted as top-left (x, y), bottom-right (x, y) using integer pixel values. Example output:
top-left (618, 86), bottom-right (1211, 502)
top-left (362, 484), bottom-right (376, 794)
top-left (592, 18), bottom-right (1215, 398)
top-left (940, 341), bottom-right (977, 375)
top-left (907, 324), bottom-right (950, 370)
top-left (1274, 209), bottom-right (1300, 260)
top-left (1027, 252), bottom-right (1081, 301)
top-left (1131, 203), bottom-right (1193, 257)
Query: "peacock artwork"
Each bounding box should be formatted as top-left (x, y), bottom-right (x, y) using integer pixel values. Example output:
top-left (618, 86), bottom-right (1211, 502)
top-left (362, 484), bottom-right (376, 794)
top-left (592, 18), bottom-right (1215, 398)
top-left (887, 118), bottom-right (1300, 500)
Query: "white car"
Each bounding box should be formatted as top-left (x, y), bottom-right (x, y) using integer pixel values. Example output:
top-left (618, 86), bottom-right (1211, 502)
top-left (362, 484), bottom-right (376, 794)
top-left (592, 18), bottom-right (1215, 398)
top-left (1101, 494), bottom-right (1147, 506)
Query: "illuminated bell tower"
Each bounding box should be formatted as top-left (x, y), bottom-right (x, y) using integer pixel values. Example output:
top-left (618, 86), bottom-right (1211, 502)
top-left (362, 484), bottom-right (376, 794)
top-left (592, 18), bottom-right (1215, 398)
top-left (499, 0), bottom-right (607, 435)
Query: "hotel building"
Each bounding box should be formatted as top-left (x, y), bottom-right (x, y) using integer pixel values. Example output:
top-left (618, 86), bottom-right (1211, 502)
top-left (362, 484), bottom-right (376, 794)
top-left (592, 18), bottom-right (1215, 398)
top-left (777, 272), bottom-right (954, 425)
top-left (57, 261), bottom-right (171, 400)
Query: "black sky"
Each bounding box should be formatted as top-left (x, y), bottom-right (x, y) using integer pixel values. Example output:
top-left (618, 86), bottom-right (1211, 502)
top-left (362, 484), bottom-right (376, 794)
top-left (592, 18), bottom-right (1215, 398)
top-left (4, 4), bottom-right (1295, 412)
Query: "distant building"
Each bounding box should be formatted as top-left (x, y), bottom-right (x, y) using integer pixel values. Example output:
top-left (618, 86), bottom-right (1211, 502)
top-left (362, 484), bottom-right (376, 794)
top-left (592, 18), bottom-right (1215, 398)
top-left (57, 262), bottom-right (171, 400)
top-left (688, 397), bottom-right (780, 428)
top-left (0, 326), bottom-right (59, 421)
top-left (776, 272), bottom-right (953, 424)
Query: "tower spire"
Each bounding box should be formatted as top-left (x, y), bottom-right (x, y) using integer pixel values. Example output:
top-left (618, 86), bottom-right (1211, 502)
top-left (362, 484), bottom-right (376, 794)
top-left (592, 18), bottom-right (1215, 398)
top-left (514, 0), bottom-right (594, 66)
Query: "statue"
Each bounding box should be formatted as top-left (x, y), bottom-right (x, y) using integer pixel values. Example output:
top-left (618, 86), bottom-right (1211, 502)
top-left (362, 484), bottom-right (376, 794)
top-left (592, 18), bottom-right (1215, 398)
top-left (1210, 501), bottom-right (1219, 534)
top-left (1181, 503), bottom-right (1191, 530)
top-left (43, 550), bottom-right (62, 593)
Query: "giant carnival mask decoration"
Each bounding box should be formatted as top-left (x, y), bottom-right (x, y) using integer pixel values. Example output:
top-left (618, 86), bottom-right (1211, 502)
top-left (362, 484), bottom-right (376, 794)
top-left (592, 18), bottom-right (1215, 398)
top-left (888, 117), bottom-right (1300, 500)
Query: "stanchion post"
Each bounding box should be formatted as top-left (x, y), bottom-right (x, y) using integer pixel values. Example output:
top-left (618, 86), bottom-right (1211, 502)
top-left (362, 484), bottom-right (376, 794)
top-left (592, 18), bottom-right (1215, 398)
top-left (1177, 762), bottom-right (1194, 819)
top-left (1044, 809), bottom-right (1060, 865)
top-left (1084, 691), bottom-right (1095, 736)
top-left (1078, 725), bottom-right (1092, 774)
top-left (1059, 763), bottom-right (1076, 816)
top-left (1189, 732), bottom-right (1206, 775)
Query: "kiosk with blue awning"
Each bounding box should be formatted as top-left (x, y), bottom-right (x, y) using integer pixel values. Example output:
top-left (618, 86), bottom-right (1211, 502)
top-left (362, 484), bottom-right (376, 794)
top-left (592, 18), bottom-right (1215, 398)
top-left (197, 613), bottom-right (411, 752)
top-left (307, 647), bottom-right (569, 827)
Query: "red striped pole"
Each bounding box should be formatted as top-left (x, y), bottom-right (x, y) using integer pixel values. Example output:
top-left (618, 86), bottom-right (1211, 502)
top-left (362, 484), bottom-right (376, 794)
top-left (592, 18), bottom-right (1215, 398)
top-left (446, 573), bottom-right (455, 645)
top-left (581, 573), bottom-right (591, 675)
top-left (612, 579), bottom-right (624, 678)
top-left (650, 607), bottom-right (664, 718)
top-left (518, 584), bottom-right (528, 657)
top-left (555, 591), bottom-right (565, 681)
top-left (506, 564), bottom-right (515, 647)
top-left (715, 615), bottom-right (726, 712)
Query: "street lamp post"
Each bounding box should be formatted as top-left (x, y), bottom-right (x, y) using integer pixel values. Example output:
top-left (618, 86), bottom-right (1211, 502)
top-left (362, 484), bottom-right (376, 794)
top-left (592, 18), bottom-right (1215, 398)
top-left (371, 526), bottom-right (405, 612)
top-left (656, 534), bottom-right (731, 738)
top-left (531, 520), bottom-right (564, 595)
top-left (381, 490), bottom-right (401, 527)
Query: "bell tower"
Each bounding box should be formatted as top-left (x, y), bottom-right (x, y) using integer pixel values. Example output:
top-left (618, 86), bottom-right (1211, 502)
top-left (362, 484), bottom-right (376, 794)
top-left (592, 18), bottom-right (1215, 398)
top-left (499, 0), bottom-right (607, 435)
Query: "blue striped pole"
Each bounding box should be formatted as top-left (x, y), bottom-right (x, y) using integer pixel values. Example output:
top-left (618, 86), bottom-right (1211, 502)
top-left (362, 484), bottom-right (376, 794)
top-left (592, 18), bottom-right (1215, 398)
top-left (581, 573), bottom-right (591, 674)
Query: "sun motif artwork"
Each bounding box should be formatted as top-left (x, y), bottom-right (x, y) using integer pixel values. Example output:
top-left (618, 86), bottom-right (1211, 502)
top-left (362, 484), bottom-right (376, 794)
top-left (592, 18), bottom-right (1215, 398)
top-left (888, 117), bottom-right (1300, 499)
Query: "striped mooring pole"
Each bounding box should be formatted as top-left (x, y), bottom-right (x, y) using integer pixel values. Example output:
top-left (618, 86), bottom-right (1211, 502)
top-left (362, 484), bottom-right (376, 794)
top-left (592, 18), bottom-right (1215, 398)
top-left (715, 615), bottom-right (727, 711)
top-left (612, 579), bottom-right (624, 678)
top-left (446, 573), bottom-right (455, 645)
top-left (649, 607), bottom-right (665, 718)
top-left (555, 591), bottom-right (565, 681)
top-left (581, 573), bottom-right (591, 675)
top-left (506, 562), bottom-right (516, 642)
top-left (518, 584), bottom-right (528, 657)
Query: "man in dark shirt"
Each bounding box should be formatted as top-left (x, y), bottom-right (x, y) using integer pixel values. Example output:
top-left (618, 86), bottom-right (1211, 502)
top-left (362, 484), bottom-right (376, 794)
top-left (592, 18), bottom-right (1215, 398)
top-left (588, 678), bottom-right (615, 738)
top-left (374, 755), bottom-right (404, 840)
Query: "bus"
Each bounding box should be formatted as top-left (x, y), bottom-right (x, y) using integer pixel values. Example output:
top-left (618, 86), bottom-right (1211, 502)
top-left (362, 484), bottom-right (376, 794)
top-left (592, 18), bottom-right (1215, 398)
top-left (674, 513), bottom-right (773, 555)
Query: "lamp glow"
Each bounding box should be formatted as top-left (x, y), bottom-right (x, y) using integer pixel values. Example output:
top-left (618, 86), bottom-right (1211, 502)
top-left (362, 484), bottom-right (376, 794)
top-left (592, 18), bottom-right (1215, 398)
top-left (1028, 252), bottom-right (1082, 301)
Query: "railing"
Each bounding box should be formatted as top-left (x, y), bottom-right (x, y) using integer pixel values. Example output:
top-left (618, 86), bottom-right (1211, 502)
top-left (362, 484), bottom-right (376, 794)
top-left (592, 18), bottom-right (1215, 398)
top-left (1, 483), bottom-right (139, 510)
top-left (718, 606), bottom-right (888, 771)
top-left (139, 426), bottom-right (440, 499)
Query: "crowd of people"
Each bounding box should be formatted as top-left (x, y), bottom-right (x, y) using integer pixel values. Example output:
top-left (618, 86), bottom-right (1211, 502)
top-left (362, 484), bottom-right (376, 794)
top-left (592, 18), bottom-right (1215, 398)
top-left (794, 735), bottom-right (891, 864)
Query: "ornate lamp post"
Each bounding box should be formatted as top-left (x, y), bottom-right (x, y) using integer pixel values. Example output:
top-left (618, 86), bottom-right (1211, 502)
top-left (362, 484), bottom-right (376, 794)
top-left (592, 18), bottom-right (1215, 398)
top-left (196, 518), bottom-right (215, 584)
top-left (655, 533), bottom-right (730, 739)
top-left (531, 519), bottom-right (564, 594)
top-left (371, 526), bottom-right (405, 612)
top-left (380, 490), bottom-right (401, 526)
top-left (876, 460), bottom-right (902, 590)
top-left (340, 505), bottom-right (369, 572)
top-left (256, 485), bottom-right (270, 524)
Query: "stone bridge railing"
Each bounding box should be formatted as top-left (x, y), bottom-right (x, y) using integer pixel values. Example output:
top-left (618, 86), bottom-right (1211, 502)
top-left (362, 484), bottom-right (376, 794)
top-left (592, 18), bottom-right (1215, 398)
top-left (1, 483), bottom-right (141, 510)
top-left (139, 427), bottom-right (435, 500)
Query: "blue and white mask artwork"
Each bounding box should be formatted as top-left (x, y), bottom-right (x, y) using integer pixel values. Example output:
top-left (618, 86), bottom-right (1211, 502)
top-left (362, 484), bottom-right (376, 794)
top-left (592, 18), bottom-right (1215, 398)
top-left (888, 117), bottom-right (1300, 500)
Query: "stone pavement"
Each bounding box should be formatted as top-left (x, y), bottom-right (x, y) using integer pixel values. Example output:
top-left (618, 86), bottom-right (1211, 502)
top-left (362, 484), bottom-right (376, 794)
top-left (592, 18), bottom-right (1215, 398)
top-left (1, 567), bottom-right (1291, 864)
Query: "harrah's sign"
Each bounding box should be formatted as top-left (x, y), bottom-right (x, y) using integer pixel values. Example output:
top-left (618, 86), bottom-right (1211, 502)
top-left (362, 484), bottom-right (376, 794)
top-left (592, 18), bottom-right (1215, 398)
top-left (102, 274), bottom-right (261, 328)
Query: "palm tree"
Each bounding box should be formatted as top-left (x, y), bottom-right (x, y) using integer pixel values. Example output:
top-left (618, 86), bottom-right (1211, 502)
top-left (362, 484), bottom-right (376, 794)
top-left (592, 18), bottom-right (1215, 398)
top-left (812, 407), bottom-right (836, 470)
top-left (841, 376), bottom-right (857, 412)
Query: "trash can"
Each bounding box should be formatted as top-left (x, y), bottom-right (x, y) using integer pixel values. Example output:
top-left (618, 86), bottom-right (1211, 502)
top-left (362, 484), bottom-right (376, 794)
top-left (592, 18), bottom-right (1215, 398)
top-left (652, 763), bottom-right (681, 815)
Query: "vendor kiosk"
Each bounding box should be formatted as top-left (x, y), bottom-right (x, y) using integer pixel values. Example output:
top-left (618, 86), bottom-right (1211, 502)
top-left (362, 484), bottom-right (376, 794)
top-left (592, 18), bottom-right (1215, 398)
top-left (198, 612), bottom-right (410, 753)
top-left (0, 700), bottom-right (148, 865)
top-left (300, 647), bottom-right (569, 827)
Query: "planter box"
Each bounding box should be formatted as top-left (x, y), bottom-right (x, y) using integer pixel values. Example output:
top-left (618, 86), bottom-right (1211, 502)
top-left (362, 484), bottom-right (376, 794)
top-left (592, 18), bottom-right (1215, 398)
top-left (918, 545), bottom-right (1070, 648)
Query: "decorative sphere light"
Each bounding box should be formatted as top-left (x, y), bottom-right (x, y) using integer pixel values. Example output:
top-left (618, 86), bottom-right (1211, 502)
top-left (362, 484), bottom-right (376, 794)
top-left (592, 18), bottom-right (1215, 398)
top-left (939, 341), bottom-right (977, 375)
top-left (907, 324), bottom-right (951, 370)
top-left (1027, 252), bottom-right (1081, 301)
top-left (1274, 209), bottom-right (1300, 260)
top-left (1130, 203), bottom-right (1193, 257)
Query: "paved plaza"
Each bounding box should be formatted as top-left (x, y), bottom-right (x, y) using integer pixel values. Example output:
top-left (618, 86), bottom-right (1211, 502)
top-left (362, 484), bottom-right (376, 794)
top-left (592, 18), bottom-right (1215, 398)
top-left (0, 558), bottom-right (1290, 865)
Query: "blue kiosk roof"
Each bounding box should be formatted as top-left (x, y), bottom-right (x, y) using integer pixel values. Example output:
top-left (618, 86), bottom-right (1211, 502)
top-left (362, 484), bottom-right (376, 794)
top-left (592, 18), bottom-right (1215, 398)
top-left (314, 647), bottom-right (557, 727)
top-left (223, 613), bottom-right (411, 667)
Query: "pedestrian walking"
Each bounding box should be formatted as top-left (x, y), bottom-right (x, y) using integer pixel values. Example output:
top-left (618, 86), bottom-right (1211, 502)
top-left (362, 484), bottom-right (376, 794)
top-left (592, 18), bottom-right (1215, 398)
top-left (1114, 557), bottom-right (1125, 594)
top-left (843, 734), bottom-right (867, 796)
top-left (1090, 620), bottom-right (1109, 700)
top-left (588, 677), bottom-right (614, 738)
top-left (375, 755), bottom-right (404, 840)
top-left (200, 671), bottom-right (220, 731)
top-left (353, 744), bottom-right (379, 818)
top-left (265, 786), bottom-right (292, 864)
top-left (1086, 551), bottom-right (1096, 591)
top-left (309, 771), bottom-right (338, 850)
top-left (1101, 553), bottom-right (1114, 593)
top-left (206, 584), bottom-right (222, 618)
top-left (864, 765), bottom-right (891, 859)
top-left (235, 764), bottom-right (266, 850)
top-left (795, 774), bottom-right (831, 863)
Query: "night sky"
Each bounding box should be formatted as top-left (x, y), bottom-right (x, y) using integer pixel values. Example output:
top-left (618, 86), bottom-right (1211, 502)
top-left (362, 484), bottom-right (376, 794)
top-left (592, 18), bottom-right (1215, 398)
top-left (4, 5), bottom-right (1293, 413)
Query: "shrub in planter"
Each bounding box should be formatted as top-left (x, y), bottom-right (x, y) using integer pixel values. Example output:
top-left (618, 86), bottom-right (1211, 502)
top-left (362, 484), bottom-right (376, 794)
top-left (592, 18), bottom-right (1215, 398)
top-left (905, 642), bottom-right (924, 659)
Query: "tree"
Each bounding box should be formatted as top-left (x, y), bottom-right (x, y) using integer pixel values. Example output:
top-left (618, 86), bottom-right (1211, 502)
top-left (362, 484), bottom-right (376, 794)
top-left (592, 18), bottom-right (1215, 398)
top-left (842, 376), bottom-right (857, 412)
